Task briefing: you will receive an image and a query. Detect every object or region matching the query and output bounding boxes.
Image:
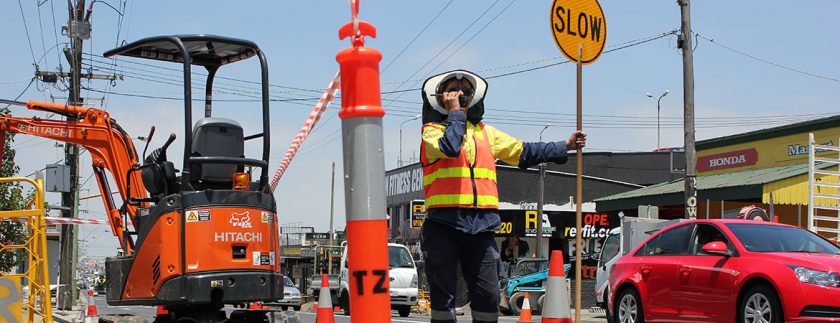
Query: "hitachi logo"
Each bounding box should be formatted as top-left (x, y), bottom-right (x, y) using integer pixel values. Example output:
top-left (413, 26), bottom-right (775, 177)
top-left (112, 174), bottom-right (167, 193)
top-left (19, 124), bottom-right (73, 137)
top-left (709, 155), bottom-right (746, 168)
top-left (214, 232), bottom-right (262, 242)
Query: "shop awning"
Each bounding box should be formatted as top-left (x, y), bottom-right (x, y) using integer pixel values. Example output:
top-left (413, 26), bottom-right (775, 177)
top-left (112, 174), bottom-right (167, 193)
top-left (595, 163), bottom-right (834, 211)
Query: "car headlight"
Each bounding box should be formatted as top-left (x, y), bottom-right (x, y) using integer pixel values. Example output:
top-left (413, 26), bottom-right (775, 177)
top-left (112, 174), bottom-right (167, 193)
top-left (410, 274), bottom-right (418, 288)
top-left (788, 266), bottom-right (840, 287)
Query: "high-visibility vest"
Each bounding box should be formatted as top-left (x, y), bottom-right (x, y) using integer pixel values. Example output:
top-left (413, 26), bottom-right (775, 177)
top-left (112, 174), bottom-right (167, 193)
top-left (421, 122), bottom-right (499, 209)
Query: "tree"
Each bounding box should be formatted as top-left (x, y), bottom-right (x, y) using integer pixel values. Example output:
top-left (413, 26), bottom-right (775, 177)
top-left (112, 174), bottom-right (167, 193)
top-left (0, 108), bottom-right (31, 272)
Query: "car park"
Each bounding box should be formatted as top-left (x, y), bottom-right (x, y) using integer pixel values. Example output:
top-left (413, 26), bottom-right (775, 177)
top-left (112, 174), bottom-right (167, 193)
top-left (609, 219), bottom-right (840, 323)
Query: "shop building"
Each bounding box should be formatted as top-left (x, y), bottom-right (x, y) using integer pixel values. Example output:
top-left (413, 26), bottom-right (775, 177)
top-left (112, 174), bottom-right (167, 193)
top-left (596, 115), bottom-right (840, 233)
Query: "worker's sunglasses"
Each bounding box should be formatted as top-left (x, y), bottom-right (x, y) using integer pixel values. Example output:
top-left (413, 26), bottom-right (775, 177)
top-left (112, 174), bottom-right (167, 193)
top-left (444, 87), bottom-right (475, 96)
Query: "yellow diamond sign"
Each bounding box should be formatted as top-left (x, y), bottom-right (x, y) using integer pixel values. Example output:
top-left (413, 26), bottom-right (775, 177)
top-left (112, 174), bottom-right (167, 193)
top-left (550, 0), bottom-right (607, 64)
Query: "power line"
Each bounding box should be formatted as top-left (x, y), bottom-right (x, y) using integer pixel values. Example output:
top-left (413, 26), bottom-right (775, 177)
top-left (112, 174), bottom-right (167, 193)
top-left (35, 0), bottom-right (51, 69)
top-left (486, 30), bottom-right (677, 80)
top-left (696, 33), bottom-right (840, 84)
top-left (386, 0), bottom-right (517, 106)
top-left (381, 0), bottom-right (454, 74)
top-left (17, 0), bottom-right (39, 67)
top-left (383, 0), bottom-right (503, 102)
top-left (426, 0), bottom-right (516, 79)
top-left (2, 78), bottom-right (36, 109)
top-left (49, 0), bottom-right (63, 68)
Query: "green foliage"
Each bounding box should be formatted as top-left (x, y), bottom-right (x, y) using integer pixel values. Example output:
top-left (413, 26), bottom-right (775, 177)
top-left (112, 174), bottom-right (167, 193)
top-left (0, 108), bottom-right (31, 272)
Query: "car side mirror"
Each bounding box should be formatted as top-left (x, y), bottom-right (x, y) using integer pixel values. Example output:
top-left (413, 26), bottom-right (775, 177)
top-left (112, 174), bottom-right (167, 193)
top-left (701, 241), bottom-right (732, 257)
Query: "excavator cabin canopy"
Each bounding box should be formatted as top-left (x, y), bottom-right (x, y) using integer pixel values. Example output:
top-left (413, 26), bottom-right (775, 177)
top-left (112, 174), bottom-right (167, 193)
top-left (104, 35), bottom-right (271, 193)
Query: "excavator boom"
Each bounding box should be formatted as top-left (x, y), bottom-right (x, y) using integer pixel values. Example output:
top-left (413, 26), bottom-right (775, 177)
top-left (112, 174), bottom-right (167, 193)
top-left (0, 100), bottom-right (147, 253)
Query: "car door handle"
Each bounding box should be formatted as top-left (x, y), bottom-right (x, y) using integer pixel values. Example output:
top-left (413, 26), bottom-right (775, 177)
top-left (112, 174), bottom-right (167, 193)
top-left (680, 267), bottom-right (692, 278)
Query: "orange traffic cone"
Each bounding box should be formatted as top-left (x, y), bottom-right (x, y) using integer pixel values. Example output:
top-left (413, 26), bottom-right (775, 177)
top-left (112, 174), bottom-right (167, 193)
top-left (541, 250), bottom-right (573, 323)
top-left (517, 292), bottom-right (534, 323)
top-left (315, 274), bottom-right (335, 323)
top-left (85, 289), bottom-right (98, 321)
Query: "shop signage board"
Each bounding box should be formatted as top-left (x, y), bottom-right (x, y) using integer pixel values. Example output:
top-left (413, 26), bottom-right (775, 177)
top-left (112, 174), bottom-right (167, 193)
top-left (497, 210), bottom-right (617, 239)
top-left (410, 200), bottom-right (426, 228)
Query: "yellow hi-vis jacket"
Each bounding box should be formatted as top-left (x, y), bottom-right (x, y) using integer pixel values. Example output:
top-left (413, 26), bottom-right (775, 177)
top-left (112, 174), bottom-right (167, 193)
top-left (420, 121), bottom-right (524, 209)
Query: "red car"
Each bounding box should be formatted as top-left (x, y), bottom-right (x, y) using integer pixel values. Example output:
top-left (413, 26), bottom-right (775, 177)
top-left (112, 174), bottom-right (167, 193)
top-left (608, 219), bottom-right (840, 323)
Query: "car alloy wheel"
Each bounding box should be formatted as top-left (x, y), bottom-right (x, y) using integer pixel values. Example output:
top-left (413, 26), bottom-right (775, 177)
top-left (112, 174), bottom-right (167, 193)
top-left (744, 293), bottom-right (772, 323)
top-left (741, 285), bottom-right (781, 323)
top-left (617, 289), bottom-right (642, 323)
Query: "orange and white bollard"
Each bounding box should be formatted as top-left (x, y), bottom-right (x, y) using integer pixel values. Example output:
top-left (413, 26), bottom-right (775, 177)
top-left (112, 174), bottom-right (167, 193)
top-left (517, 292), bottom-right (534, 323)
top-left (336, 1), bottom-right (391, 323)
top-left (541, 250), bottom-right (573, 323)
top-left (315, 274), bottom-right (336, 323)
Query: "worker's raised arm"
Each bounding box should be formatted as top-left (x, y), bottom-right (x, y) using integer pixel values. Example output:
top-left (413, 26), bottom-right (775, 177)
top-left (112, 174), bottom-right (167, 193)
top-left (486, 125), bottom-right (571, 169)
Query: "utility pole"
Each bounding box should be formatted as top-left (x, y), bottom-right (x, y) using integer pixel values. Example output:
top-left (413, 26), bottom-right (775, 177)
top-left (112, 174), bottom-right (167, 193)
top-left (678, 0), bottom-right (697, 219)
top-left (328, 161), bottom-right (335, 274)
top-left (57, 0), bottom-right (89, 309)
top-left (535, 124), bottom-right (550, 258)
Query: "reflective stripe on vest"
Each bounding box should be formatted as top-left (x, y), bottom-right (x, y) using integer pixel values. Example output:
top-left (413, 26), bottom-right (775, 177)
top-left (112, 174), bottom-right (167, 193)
top-left (422, 167), bottom-right (497, 186)
top-left (421, 122), bottom-right (499, 209)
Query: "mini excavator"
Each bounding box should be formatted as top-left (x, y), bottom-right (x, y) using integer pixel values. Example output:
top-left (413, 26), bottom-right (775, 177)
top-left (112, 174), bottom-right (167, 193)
top-left (1, 35), bottom-right (284, 322)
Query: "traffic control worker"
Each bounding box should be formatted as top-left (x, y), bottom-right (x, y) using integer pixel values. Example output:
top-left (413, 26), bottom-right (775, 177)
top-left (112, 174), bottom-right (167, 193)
top-left (419, 70), bottom-right (585, 323)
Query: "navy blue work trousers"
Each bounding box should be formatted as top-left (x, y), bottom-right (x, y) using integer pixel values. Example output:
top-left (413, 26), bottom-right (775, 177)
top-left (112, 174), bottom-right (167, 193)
top-left (422, 220), bottom-right (500, 323)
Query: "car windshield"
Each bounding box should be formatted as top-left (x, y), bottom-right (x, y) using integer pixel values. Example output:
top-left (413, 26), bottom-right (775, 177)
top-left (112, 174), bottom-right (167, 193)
top-left (513, 259), bottom-right (549, 277)
top-left (727, 223), bottom-right (840, 254)
top-left (283, 276), bottom-right (295, 287)
top-left (389, 246), bottom-right (415, 268)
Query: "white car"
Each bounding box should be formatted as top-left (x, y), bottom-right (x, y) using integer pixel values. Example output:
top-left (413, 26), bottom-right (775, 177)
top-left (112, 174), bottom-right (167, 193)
top-left (276, 276), bottom-right (302, 311)
top-left (338, 243), bottom-right (419, 317)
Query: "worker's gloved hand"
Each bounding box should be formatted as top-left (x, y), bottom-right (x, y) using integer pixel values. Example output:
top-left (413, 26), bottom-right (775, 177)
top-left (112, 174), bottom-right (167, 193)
top-left (565, 131), bottom-right (587, 150)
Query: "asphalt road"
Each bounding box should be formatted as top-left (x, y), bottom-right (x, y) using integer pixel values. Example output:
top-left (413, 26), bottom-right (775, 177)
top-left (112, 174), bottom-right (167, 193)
top-left (90, 296), bottom-right (607, 322)
top-left (296, 311), bottom-right (607, 322)
top-left (93, 295), bottom-right (158, 317)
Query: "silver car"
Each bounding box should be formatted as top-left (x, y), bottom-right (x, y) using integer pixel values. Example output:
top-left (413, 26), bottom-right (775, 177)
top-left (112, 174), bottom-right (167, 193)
top-left (276, 276), bottom-right (302, 311)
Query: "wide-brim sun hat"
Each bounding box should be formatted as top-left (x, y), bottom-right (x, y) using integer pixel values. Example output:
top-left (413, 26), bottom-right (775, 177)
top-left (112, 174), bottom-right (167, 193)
top-left (421, 70), bottom-right (488, 124)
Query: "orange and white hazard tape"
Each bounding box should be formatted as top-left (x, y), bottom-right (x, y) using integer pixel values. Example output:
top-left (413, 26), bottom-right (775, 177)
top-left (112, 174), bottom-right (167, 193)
top-left (269, 71), bottom-right (341, 192)
top-left (2, 216), bottom-right (109, 225)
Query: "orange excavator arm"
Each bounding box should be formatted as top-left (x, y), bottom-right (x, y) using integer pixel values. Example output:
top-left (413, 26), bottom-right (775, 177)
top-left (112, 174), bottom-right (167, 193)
top-left (0, 100), bottom-right (148, 254)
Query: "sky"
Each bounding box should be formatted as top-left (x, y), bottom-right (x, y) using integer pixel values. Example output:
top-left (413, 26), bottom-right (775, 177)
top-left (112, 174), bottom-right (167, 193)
top-left (1, 1), bottom-right (839, 257)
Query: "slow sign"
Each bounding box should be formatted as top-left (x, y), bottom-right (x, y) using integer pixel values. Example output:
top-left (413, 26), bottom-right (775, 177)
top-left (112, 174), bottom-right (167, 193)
top-left (550, 0), bottom-right (607, 64)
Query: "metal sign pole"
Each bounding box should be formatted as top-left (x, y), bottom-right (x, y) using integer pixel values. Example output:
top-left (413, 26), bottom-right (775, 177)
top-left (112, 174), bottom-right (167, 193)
top-left (574, 44), bottom-right (583, 323)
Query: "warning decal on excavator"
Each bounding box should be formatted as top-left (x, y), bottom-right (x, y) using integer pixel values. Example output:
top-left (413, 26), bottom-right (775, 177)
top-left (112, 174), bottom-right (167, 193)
top-left (186, 211), bottom-right (199, 222)
top-left (261, 211), bottom-right (273, 224)
top-left (252, 252), bottom-right (261, 266)
top-left (198, 210), bottom-right (210, 221)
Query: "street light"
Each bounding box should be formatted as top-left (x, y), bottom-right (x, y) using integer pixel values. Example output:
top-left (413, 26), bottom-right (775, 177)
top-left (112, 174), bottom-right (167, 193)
top-left (646, 90), bottom-right (669, 149)
top-left (399, 114), bottom-right (422, 167)
top-left (536, 123), bottom-right (550, 259)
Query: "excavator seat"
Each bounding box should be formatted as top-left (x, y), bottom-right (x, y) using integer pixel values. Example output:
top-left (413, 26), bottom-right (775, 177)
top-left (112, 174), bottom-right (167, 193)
top-left (190, 117), bottom-right (244, 189)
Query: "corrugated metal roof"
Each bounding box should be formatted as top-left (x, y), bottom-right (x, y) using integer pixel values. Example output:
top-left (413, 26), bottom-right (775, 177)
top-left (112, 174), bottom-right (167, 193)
top-left (595, 163), bottom-right (831, 202)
